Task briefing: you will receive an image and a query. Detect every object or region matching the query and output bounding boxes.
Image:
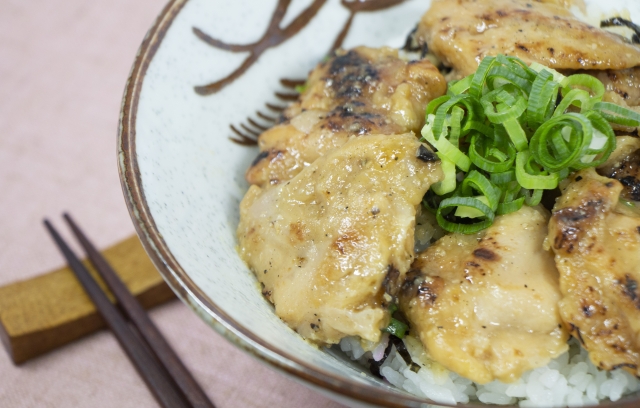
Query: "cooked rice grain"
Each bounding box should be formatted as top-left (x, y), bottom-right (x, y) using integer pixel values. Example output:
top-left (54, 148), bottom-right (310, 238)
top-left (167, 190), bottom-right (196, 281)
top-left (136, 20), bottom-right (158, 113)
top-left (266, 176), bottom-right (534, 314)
top-left (339, 337), bottom-right (640, 406)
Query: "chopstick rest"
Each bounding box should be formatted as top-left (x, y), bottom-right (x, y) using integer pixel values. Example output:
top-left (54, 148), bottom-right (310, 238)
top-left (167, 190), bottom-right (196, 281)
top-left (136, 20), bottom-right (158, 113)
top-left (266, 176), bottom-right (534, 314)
top-left (43, 216), bottom-right (213, 408)
top-left (0, 235), bottom-right (173, 365)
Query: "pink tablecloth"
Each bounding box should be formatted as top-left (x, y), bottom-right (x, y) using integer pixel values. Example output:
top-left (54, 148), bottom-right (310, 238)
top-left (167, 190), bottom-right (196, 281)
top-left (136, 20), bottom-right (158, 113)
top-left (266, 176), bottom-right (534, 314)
top-left (0, 2), bottom-right (344, 407)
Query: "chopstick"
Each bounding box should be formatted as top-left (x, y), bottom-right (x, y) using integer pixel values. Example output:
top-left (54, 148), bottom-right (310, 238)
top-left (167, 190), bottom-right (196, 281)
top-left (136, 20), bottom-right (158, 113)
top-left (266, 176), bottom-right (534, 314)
top-left (43, 215), bottom-right (215, 408)
top-left (62, 213), bottom-right (215, 408)
top-left (43, 219), bottom-right (189, 408)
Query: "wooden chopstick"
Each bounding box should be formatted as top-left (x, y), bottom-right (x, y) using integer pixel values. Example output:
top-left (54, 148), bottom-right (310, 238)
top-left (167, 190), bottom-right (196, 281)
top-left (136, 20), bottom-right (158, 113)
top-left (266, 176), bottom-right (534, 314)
top-left (62, 213), bottom-right (216, 408)
top-left (43, 219), bottom-right (191, 408)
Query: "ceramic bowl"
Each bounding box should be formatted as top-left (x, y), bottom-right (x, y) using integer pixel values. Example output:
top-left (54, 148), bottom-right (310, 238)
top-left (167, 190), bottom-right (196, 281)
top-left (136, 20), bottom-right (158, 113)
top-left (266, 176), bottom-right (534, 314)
top-left (118, 1), bottom-right (640, 407)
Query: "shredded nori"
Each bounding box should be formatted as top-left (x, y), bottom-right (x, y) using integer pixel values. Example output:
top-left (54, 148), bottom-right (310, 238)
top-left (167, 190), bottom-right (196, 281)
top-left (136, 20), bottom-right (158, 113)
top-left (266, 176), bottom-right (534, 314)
top-left (368, 340), bottom-right (394, 378)
top-left (368, 335), bottom-right (422, 378)
top-left (417, 145), bottom-right (440, 163)
top-left (390, 335), bottom-right (413, 365)
top-left (401, 25), bottom-right (429, 58)
top-left (601, 17), bottom-right (640, 44)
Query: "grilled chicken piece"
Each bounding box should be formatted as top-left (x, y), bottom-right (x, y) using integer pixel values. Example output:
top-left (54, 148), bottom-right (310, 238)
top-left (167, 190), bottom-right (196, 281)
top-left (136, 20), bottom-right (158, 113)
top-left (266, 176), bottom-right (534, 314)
top-left (237, 134), bottom-right (442, 344)
top-left (589, 68), bottom-right (640, 108)
top-left (400, 206), bottom-right (568, 384)
top-left (246, 46), bottom-right (446, 188)
top-left (598, 136), bottom-right (640, 202)
top-left (417, 0), bottom-right (640, 77)
top-left (548, 168), bottom-right (640, 375)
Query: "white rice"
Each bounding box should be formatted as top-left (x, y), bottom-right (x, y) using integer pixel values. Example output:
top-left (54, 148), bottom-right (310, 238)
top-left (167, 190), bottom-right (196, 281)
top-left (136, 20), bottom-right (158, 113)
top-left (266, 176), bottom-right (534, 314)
top-left (338, 336), bottom-right (640, 406)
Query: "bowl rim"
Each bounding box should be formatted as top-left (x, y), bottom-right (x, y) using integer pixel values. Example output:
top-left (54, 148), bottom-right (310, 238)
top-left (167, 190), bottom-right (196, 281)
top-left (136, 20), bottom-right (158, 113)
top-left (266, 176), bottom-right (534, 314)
top-left (116, 1), bottom-right (640, 407)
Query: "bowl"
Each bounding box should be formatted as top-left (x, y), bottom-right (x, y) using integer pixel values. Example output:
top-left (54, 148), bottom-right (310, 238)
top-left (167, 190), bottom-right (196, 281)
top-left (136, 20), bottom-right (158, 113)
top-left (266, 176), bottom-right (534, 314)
top-left (117, 0), bottom-right (640, 407)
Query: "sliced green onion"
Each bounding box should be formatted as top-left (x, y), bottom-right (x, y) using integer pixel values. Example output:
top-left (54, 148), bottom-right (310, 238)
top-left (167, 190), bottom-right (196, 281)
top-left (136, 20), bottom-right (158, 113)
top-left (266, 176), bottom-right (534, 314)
top-left (432, 94), bottom-right (484, 140)
top-left (502, 118), bottom-right (528, 152)
top-left (383, 318), bottom-right (408, 338)
top-left (449, 75), bottom-right (473, 95)
top-left (527, 70), bottom-right (559, 128)
top-left (469, 133), bottom-right (516, 173)
top-left (515, 150), bottom-right (559, 190)
top-left (529, 113), bottom-right (593, 172)
top-left (620, 198), bottom-right (639, 209)
top-left (501, 181), bottom-right (521, 200)
top-left (460, 170), bottom-right (501, 211)
top-left (593, 102), bottom-right (640, 127)
top-left (576, 110), bottom-right (616, 168)
top-left (455, 195), bottom-right (491, 218)
top-left (522, 188), bottom-right (543, 206)
top-left (425, 95), bottom-right (451, 116)
top-left (561, 74), bottom-right (605, 101)
top-left (486, 66), bottom-right (532, 94)
top-left (449, 106), bottom-right (464, 146)
top-left (491, 170), bottom-right (516, 185)
top-left (501, 55), bottom-right (537, 81)
top-left (488, 147), bottom-right (508, 162)
top-left (469, 56), bottom-right (497, 97)
top-left (432, 155), bottom-right (457, 195)
top-left (529, 62), bottom-right (566, 83)
top-left (480, 89), bottom-right (527, 124)
top-left (497, 196), bottom-right (525, 215)
top-left (553, 88), bottom-right (593, 115)
top-left (422, 120), bottom-right (472, 171)
top-left (464, 121), bottom-right (494, 137)
top-left (436, 197), bottom-right (495, 234)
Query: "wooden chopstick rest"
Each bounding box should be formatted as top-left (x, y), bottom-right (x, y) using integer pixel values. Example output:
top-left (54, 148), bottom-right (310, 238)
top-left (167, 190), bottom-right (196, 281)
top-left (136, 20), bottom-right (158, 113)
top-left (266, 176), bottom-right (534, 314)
top-left (0, 235), bottom-right (174, 364)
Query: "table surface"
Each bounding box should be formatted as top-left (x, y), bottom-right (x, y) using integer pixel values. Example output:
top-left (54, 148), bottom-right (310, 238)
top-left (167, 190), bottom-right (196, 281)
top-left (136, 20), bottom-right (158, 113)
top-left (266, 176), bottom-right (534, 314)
top-left (0, 1), bottom-right (346, 407)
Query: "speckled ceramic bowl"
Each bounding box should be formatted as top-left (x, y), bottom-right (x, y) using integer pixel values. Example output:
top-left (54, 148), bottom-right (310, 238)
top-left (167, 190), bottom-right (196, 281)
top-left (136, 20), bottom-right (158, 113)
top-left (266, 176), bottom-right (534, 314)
top-left (118, 1), bottom-right (640, 407)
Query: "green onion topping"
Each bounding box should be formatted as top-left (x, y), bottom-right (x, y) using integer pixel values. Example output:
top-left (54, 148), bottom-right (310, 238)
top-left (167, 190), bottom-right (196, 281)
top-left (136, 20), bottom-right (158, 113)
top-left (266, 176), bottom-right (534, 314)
top-left (420, 55), bottom-right (637, 234)
top-left (383, 318), bottom-right (408, 339)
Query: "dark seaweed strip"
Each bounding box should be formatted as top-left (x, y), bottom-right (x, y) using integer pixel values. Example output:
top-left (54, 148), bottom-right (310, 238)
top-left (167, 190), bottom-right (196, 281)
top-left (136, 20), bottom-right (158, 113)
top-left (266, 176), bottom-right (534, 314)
top-left (369, 335), bottom-right (421, 378)
top-left (401, 25), bottom-right (429, 58)
top-left (390, 336), bottom-right (412, 365)
top-left (368, 340), bottom-right (394, 378)
top-left (390, 336), bottom-right (421, 373)
top-left (401, 26), bottom-right (420, 52)
top-left (601, 17), bottom-right (640, 44)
